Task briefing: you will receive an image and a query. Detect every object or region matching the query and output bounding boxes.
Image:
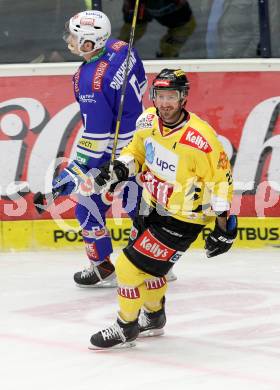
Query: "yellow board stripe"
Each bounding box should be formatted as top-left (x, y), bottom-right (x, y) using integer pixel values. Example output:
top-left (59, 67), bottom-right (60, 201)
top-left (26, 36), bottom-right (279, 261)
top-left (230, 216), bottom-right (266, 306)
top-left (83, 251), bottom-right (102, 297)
top-left (1, 218), bottom-right (280, 251)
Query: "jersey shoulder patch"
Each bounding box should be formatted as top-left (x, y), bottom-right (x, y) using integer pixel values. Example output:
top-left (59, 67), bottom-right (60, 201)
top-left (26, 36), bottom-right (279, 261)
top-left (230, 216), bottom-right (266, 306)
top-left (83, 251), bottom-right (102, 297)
top-left (109, 40), bottom-right (128, 52)
top-left (136, 109), bottom-right (157, 130)
top-left (179, 126), bottom-right (212, 153)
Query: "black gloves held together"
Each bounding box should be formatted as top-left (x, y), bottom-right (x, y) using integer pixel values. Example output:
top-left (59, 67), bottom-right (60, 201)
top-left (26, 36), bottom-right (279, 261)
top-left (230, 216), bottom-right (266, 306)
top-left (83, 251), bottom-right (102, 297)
top-left (95, 160), bottom-right (129, 189)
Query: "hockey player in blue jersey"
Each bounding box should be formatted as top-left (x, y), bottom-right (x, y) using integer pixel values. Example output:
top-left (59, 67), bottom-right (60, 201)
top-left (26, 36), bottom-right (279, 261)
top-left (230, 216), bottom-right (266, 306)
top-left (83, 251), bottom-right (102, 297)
top-left (52, 10), bottom-right (147, 287)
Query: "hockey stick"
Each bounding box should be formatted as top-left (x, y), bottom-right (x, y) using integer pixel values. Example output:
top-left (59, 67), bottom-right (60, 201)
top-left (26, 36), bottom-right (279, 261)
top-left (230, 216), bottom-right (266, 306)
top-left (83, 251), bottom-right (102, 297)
top-left (109, 0), bottom-right (140, 171)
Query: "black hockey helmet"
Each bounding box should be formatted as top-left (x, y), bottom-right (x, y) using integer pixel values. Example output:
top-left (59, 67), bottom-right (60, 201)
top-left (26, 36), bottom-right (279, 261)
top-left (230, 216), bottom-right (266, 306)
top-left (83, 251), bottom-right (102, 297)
top-left (150, 68), bottom-right (189, 100)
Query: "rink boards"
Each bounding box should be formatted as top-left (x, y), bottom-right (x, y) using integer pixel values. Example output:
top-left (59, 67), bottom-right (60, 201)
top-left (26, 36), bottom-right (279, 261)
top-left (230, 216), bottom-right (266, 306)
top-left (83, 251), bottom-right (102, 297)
top-left (1, 60), bottom-right (280, 251)
top-left (0, 217), bottom-right (279, 251)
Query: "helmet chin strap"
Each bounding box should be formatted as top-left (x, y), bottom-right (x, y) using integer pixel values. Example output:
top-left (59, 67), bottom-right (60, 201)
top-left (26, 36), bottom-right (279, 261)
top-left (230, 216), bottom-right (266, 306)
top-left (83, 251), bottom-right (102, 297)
top-left (78, 47), bottom-right (99, 57)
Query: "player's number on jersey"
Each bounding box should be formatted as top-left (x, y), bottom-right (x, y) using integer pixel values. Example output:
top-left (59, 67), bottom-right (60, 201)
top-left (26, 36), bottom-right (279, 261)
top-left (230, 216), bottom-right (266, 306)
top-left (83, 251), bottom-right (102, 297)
top-left (129, 74), bottom-right (142, 103)
top-left (82, 113), bottom-right (87, 129)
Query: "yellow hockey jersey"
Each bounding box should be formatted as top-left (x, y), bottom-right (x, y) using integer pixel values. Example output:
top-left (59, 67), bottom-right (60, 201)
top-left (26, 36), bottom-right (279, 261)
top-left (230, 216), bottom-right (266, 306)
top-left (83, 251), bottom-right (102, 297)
top-left (120, 107), bottom-right (233, 225)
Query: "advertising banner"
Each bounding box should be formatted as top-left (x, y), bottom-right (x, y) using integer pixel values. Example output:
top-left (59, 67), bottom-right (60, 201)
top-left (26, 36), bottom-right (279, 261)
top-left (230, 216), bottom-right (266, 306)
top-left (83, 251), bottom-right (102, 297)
top-left (0, 66), bottom-right (280, 249)
top-left (1, 217), bottom-right (279, 251)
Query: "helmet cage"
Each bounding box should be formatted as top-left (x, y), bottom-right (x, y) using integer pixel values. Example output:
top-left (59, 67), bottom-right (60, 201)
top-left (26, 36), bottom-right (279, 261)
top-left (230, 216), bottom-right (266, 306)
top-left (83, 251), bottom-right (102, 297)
top-left (150, 84), bottom-right (188, 101)
top-left (63, 21), bottom-right (71, 43)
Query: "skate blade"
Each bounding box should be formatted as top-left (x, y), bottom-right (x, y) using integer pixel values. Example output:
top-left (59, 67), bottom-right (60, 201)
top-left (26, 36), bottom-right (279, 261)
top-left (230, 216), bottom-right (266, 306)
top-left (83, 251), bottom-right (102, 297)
top-left (139, 328), bottom-right (164, 338)
top-left (75, 274), bottom-right (118, 288)
top-left (75, 281), bottom-right (117, 288)
top-left (88, 341), bottom-right (136, 350)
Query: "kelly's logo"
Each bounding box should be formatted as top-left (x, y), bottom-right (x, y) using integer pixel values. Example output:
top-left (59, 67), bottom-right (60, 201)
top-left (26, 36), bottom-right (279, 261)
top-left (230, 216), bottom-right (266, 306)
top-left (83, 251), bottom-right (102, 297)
top-left (134, 229), bottom-right (176, 261)
top-left (180, 127), bottom-right (212, 153)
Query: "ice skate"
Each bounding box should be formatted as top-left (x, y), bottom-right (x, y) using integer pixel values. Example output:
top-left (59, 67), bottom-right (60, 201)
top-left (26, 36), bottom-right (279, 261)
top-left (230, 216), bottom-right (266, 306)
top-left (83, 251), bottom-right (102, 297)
top-left (89, 316), bottom-right (139, 350)
top-left (73, 257), bottom-right (117, 288)
top-left (138, 297), bottom-right (166, 337)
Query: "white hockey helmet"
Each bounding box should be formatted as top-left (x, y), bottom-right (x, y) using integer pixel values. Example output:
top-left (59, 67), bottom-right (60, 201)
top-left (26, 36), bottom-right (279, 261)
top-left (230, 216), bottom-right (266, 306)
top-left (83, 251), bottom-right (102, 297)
top-left (64, 10), bottom-right (111, 52)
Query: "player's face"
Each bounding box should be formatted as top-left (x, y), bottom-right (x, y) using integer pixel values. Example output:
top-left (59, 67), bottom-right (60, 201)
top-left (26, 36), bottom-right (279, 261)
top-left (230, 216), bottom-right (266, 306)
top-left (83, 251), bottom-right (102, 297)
top-left (154, 89), bottom-right (183, 124)
top-left (66, 34), bottom-right (80, 55)
top-left (63, 22), bottom-right (79, 55)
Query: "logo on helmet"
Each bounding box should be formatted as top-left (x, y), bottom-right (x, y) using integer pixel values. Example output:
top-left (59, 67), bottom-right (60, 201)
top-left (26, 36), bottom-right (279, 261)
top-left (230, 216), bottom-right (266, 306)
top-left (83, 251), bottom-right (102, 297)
top-left (154, 80), bottom-right (171, 87)
top-left (80, 17), bottom-right (95, 26)
top-left (68, 10), bottom-right (111, 53)
top-left (174, 70), bottom-right (185, 77)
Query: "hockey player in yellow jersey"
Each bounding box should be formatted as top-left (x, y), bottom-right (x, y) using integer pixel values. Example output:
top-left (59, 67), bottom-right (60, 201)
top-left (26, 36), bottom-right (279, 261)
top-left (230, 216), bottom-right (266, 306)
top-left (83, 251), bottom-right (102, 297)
top-left (89, 68), bottom-right (238, 349)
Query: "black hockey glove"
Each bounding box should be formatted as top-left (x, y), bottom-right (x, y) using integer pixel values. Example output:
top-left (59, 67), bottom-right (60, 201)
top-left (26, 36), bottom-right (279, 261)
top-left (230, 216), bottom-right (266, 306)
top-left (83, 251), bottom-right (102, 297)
top-left (205, 215), bottom-right (238, 258)
top-left (95, 160), bottom-right (129, 189)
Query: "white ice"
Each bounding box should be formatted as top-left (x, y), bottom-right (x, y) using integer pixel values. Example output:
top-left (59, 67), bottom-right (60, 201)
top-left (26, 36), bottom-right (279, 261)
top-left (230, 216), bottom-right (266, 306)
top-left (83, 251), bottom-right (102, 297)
top-left (1, 249), bottom-right (280, 390)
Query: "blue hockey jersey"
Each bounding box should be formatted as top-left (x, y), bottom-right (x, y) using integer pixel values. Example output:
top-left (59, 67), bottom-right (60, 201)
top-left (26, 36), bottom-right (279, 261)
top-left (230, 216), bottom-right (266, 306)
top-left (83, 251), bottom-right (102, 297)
top-left (73, 38), bottom-right (147, 169)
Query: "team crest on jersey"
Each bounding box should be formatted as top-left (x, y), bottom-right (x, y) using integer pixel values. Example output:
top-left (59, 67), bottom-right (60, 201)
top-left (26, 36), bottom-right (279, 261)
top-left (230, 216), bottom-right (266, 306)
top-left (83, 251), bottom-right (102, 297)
top-left (179, 127), bottom-right (212, 153)
top-left (92, 61), bottom-right (109, 91)
top-left (110, 40), bottom-right (127, 51)
top-left (217, 151), bottom-right (229, 170)
top-left (136, 113), bottom-right (155, 129)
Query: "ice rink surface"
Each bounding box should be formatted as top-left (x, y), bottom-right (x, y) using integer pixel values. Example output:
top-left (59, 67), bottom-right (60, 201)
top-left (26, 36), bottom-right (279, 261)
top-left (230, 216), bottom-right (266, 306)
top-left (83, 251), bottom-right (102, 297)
top-left (1, 249), bottom-right (280, 390)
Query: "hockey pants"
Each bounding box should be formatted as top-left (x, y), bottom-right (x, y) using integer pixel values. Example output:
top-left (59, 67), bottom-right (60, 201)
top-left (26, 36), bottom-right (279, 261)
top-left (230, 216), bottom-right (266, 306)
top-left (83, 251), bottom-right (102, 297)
top-left (115, 251), bottom-right (167, 322)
